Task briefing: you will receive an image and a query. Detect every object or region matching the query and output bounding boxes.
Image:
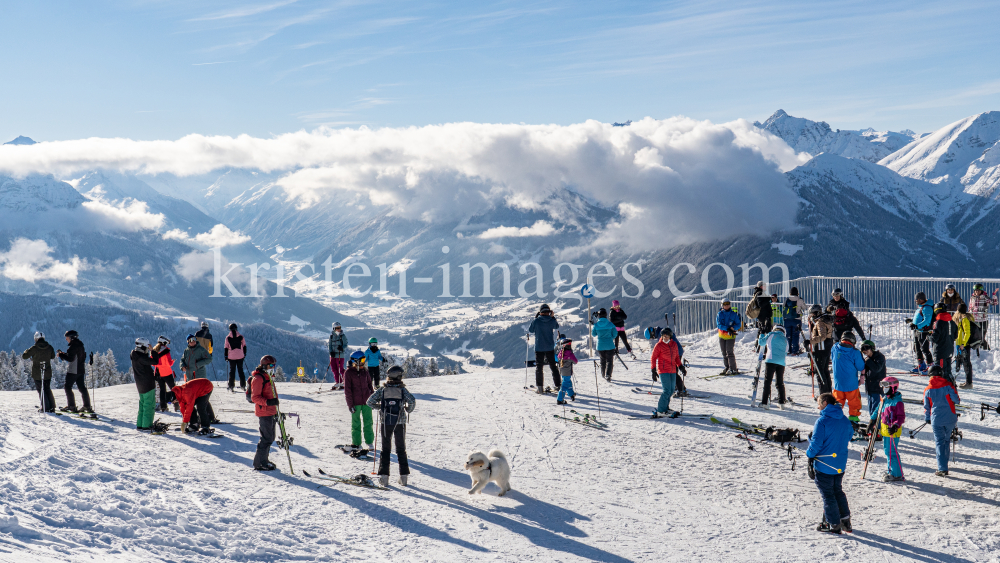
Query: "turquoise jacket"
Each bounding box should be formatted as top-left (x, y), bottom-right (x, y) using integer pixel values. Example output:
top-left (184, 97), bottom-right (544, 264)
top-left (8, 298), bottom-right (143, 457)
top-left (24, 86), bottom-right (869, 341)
top-left (591, 318), bottom-right (619, 351)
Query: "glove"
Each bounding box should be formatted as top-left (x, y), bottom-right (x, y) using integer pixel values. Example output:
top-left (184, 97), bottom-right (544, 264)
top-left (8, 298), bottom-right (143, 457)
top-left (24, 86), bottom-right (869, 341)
top-left (925, 418), bottom-right (931, 424)
top-left (807, 458), bottom-right (816, 479)
top-left (651, 369), bottom-right (658, 382)
top-left (266, 398), bottom-right (279, 406)
top-left (728, 329), bottom-right (738, 337)
top-left (908, 322), bottom-right (916, 331)
top-left (888, 424), bottom-right (899, 435)
top-left (350, 406), bottom-right (355, 414)
top-left (224, 352), bottom-right (229, 361)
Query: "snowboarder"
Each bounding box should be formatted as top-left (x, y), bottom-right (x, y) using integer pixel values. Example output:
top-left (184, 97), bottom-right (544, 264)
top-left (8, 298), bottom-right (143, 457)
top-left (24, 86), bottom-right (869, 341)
top-left (930, 303), bottom-right (957, 384)
top-left (806, 393), bottom-right (854, 535)
top-left (173, 377), bottom-right (215, 435)
top-left (555, 338), bottom-right (577, 405)
top-left (328, 322), bottom-right (348, 390)
top-left (807, 305), bottom-right (834, 395)
top-left (968, 283), bottom-right (996, 351)
top-left (364, 337), bottom-right (385, 387)
top-left (344, 350), bottom-right (375, 455)
top-left (757, 325), bottom-right (788, 409)
top-left (608, 300), bottom-right (633, 356)
top-left (224, 323), bottom-right (248, 391)
top-left (923, 366), bottom-right (961, 477)
top-left (908, 292), bottom-right (934, 374)
top-left (716, 299), bottom-right (740, 375)
top-left (783, 287), bottom-right (807, 355)
top-left (529, 304), bottom-right (561, 391)
top-left (650, 328), bottom-right (682, 418)
top-left (130, 337), bottom-right (162, 432)
top-left (180, 334), bottom-right (211, 381)
top-left (876, 376), bottom-right (905, 482)
top-left (56, 330), bottom-right (92, 414)
top-left (250, 355), bottom-right (281, 471)
top-left (859, 340), bottom-right (886, 417)
top-left (591, 308), bottom-right (618, 382)
top-left (940, 283), bottom-right (964, 313)
top-left (831, 332), bottom-right (865, 424)
top-left (953, 304), bottom-right (974, 389)
top-left (367, 365), bottom-right (416, 487)
top-left (152, 336), bottom-right (177, 412)
top-left (23, 332), bottom-right (56, 413)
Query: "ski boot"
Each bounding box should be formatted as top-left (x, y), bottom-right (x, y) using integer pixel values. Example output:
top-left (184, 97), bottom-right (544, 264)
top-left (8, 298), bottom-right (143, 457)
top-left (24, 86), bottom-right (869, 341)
top-left (199, 427), bottom-right (215, 436)
top-left (882, 472), bottom-right (904, 483)
top-left (399, 475), bottom-right (408, 486)
top-left (557, 400), bottom-right (568, 405)
top-left (840, 517), bottom-right (852, 533)
top-left (570, 394), bottom-right (577, 401)
top-left (959, 382), bottom-right (973, 389)
top-left (378, 475), bottom-right (389, 487)
top-left (816, 521), bottom-right (842, 535)
top-left (650, 410), bottom-right (666, 419)
top-left (934, 470), bottom-right (948, 477)
top-left (59, 406), bottom-right (79, 413)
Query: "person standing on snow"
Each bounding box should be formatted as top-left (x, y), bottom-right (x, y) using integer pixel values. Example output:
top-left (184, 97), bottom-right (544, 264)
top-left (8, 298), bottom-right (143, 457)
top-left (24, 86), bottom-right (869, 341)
top-left (807, 393), bottom-right (854, 535)
top-left (555, 338), bottom-right (578, 405)
top-left (364, 338), bottom-right (385, 388)
top-left (875, 377), bottom-right (905, 482)
top-left (608, 300), bottom-right (634, 357)
top-left (859, 340), bottom-right (886, 418)
top-left (152, 336), bottom-right (177, 412)
top-left (57, 330), bottom-right (92, 414)
top-left (328, 322), bottom-right (348, 390)
top-left (807, 305), bottom-right (835, 395)
top-left (529, 304), bottom-right (561, 392)
top-left (130, 337), bottom-right (162, 432)
top-left (968, 283), bottom-right (996, 350)
top-left (831, 332), bottom-right (865, 424)
top-left (650, 328), bottom-right (682, 418)
top-left (344, 350), bottom-right (375, 455)
top-left (769, 294), bottom-right (784, 329)
top-left (757, 326), bottom-right (788, 409)
top-left (250, 355), bottom-right (280, 471)
top-left (23, 332), bottom-right (56, 413)
top-left (224, 323), bottom-right (248, 391)
top-left (930, 303), bottom-right (957, 384)
top-left (716, 300), bottom-right (741, 375)
top-left (181, 334), bottom-right (212, 381)
top-left (828, 289), bottom-right (865, 342)
top-left (940, 284), bottom-right (964, 313)
top-left (923, 365), bottom-right (960, 477)
top-left (908, 292), bottom-right (935, 375)
top-left (750, 282), bottom-right (773, 338)
top-left (591, 308), bottom-right (618, 382)
top-left (367, 365), bottom-right (416, 487)
top-left (783, 287), bottom-right (807, 355)
top-left (952, 304), bottom-right (974, 389)
top-left (172, 377), bottom-right (215, 435)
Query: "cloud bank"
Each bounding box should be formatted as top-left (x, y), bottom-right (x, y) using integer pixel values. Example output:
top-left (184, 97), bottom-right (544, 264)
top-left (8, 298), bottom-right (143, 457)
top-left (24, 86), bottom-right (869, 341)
top-left (163, 224), bottom-right (251, 248)
top-left (0, 238), bottom-right (81, 283)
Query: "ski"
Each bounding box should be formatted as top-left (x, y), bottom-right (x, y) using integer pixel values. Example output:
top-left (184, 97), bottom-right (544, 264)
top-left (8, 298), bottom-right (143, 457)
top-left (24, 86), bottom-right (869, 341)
top-left (568, 410), bottom-right (608, 427)
top-left (552, 414), bottom-right (608, 429)
top-left (902, 397), bottom-right (967, 410)
top-left (699, 372), bottom-right (744, 380)
top-left (630, 411), bottom-right (712, 420)
top-left (630, 388), bottom-right (710, 399)
top-left (302, 469), bottom-right (389, 490)
top-left (749, 353), bottom-right (764, 407)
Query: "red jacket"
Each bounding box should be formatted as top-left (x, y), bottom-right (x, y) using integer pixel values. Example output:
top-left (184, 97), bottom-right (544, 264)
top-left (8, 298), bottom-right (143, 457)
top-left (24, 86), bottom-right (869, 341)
top-left (344, 367), bottom-right (374, 409)
top-left (171, 378), bottom-right (213, 423)
top-left (155, 348), bottom-right (174, 378)
top-left (651, 339), bottom-right (681, 374)
top-left (250, 368), bottom-right (278, 417)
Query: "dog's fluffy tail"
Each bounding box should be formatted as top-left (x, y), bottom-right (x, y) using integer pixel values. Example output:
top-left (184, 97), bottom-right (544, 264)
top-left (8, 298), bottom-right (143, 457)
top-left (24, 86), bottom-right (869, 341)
top-left (488, 449), bottom-right (506, 460)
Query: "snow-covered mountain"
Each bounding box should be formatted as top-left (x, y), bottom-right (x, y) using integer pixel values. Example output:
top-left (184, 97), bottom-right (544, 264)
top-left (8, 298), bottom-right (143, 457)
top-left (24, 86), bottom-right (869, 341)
top-left (754, 109), bottom-right (920, 162)
top-left (3, 135), bottom-right (36, 145)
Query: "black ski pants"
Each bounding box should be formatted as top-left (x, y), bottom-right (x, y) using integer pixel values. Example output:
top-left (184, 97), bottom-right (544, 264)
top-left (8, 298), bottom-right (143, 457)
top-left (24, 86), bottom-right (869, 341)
top-left (34, 379), bottom-right (56, 412)
top-left (535, 351), bottom-right (560, 389)
top-left (254, 414), bottom-right (276, 468)
top-left (369, 366), bottom-right (381, 388)
top-left (228, 359), bottom-right (246, 389)
top-left (761, 363), bottom-right (786, 405)
top-left (378, 423), bottom-right (409, 476)
top-left (956, 348), bottom-right (972, 385)
top-left (63, 372), bottom-right (91, 410)
top-left (813, 348), bottom-right (832, 395)
top-left (156, 375), bottom-right (176, 410)
top-left (913, 331), bottom-right (932, 363)
top-left (599, 349), bottom-right (616, 379)
top-left (614, 330), bottom-right (632, 353)
top-left (188, 392), bottom-right (214, 431)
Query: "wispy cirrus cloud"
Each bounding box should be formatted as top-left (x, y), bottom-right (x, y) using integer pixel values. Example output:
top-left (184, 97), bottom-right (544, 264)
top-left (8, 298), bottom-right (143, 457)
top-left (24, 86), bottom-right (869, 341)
top-left (189, 0), bottom-right (300, 22)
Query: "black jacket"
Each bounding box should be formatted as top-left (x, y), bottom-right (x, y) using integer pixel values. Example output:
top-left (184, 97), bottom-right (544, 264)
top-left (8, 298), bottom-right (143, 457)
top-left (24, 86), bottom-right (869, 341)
top-left (931, 316), bottom-right (956, 363)
top-left (828, 298), bottom-right (850, 311)
top-left (863, 350), bottom-right (886, 396)
top-left (58, 338), bottom-right (86, 377)
top-left (609, 307), bottom-right (627, 328)
top-left (131, 349), bottom-right (161, 394)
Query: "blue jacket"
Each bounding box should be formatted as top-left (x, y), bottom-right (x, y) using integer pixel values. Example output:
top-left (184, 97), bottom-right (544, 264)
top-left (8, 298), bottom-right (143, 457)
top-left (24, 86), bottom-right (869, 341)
top-left (923, 376), bottom-right (960, 426)
top-left (757, 332), bottom-right (787, 366)
top-left (831, 342), bottom-right (865, 392)
top-left (716, 309), bottom-right (740, 338)
top-left (806, 404), bottom-right (854, 474)
top-left (671, 335), bottom-right (684, 358)
top-left (528, 315), bottom-right (560, 352)
top-left (364, 347), bottom-right (384, 367)
top-left (591, 318), bottom-right (618, 351)
top-left (913, 303), bottom-right (934, 330)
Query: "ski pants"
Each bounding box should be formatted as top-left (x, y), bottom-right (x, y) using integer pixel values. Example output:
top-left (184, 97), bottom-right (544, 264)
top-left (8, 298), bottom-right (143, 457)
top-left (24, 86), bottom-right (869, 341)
top-left (63, 372), bottom-right (91, 411)
top-left (956, 348), bottom-right (972, 385)
top-left (598, 349), bottom-right (616, 379)
top-left (719, 337), bottom-right (737, 372)
top-left (657, 372), bottom-right (676, 413)
top-left (330, 357), bottom-right (345, 384)
top-left (814, 471), bottom-right (850, 526)
top-left (157, 375), bottom-right (176, 410)
top-left (761, 363), bottom-right (786, 405)
top-left (785, 320), bottom-right (801, 354)
top-left (378, 423), bottom-right (409, 476)
top-left (369, 366), bottom-right (381, 388)
top-left (228, 359), bottom-right (246, 389)
top-left (188, 393), bottom-right (213, 431)
top-left (535, 351), bottom-right (560, 389)
top-left (913, 331), bottom-right (932, 362)
top-left (351, 405), bottom-right (374, 446)
top-left (556, 375), bottom-right (575, 402)
top-left (832, 388), bottom-right (862, 421)
top-left (34, 379), bottom-right (56, 412)
top-left (137, 389), bottom-right (155, 429)
top-left (932, 422), bottom-right (956, 472)
top-left (255, 415), bottom-right (276, 468)
top-left (614, 329), bottom-right (632, 353)
top-left (883, 435), bottom-right (903, 478)
top-left (867, 391), bottom-right (883, 418)
top-left (812, 348), bottom-right (832, 395)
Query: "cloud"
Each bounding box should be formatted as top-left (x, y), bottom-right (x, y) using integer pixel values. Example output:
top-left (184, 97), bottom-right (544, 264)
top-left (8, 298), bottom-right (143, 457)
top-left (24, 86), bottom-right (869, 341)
top-left (479, 220), bottom-right (557, 239)
top-left (175, 250), bottom-right (250, 284)
top-left (81, 199), bottom-right (166, 232)
top-left (163, 224), bottom-right (251, 248)
top-left (0, 238), bottom-right (81, 283)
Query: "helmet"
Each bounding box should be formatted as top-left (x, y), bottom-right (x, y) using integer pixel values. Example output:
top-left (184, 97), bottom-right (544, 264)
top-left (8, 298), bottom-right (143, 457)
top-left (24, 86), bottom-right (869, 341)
top-left (559, 337), bottom-right (573, 348)
top-left (201, 321), bottom-right (209, 328)
top-left (349, 350), bottom-right (366, 366)
top-left (259, 354), bottom-right (276, 375)
top-left (157, 335), bottom-right (171, 346)
top-left (539, 303), bottom-right (551, 314)
top-left (860, 340), bottom-right (875, 352)
top-left (597, 308), bottom-right (608, 318)
top-left (64, 330), bottom-right (78, 339)
top-left (841, 332), bottom-right (857, 344)
top-left (721, 299), bottom-right (731, 307)
top-left (229, 323), bottom-right (238, 331)
top-left (832, 288), bottom-right (843, 297)
top-left (756, 281), bottom-right (765, 288)
top-left (933, 302), bottom-right (946, 315)
top-left (880, 376), bottom-right (899, 394)
top-left (186, 334), bottom-right (197, 342)
top-left (369, 337), bottom-right (378, 345)
top-left (974, 283), bottom-right (984, 291)
top-left (34, 331), bottom-right (44, 341)
top-left (945, 283), bottom-right (956, 291)
top-left (332, 322), bottom-right (342, 330)
top-left (135, 337), bottom-right (150, 351)
top-left (809, 304), bottom-right (822, 316)
top-left (773, 325), bottom-right (785, 334)
top-left (386, 365), bottom-right (405, 380)
top-left (928, 365), bottom-right (942, 377)
top-left (915, 291), bottom-right (927, 302)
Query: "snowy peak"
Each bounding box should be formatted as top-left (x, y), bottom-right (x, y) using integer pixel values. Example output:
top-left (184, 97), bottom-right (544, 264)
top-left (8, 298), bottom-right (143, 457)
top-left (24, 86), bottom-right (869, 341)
top-left (0, 174), bottom-right (87, 213)
top-left (3, 135), bottom-right (36, 145)
top-left (754, 110), bottom-right (918, 163)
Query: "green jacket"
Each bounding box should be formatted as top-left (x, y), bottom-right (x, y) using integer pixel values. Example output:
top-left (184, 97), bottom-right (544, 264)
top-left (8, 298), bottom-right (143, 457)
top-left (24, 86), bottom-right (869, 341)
top-left (22, 339), bottom-right (55, 381)
top-left (181, 344), bottom-right (212, 379)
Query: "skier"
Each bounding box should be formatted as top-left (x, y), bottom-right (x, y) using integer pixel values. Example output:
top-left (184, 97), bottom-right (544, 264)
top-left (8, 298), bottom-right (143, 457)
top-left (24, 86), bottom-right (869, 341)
top-left (555, 337), bottom-right (577, 405)
top-left (23, 332), bottom-right (56, 413)
top-left (807, 305), bottom-right (834, 395)
top-left (130, 338), bottom-right (162, 432)
top-left (859, 340), bottom-right (886, 418)
top-left (56, 330), bottom-right (92, 414)
top-left (224, 323), bottom-right (248, 391)
top-left (250, 355), bottom-right (281, 471)
top-left (650, 328), bottom-right (682, 418)
top-left (930, 303), bottom-right (957, 384)
top-left (831, 332), bottom-right (865, 424)
top-left (152, 336), bottom-right (177, 412)
top-left (953, 304), bottom-right (974, 389)
top-left (608, 300), bottom-right (633, 356)
top-left (344, 350), bottom-right (375, 455)
top-left (750, 282), bottom-right (773, 337)
top-left (908, 292), bottom-right (934, 374)
top-left (367, 365), bottom-right (416, 487)
top-left (783, 287), bottom-right (807, 355)
top-left (875, 376), bottom-right (905, 482)
top-left (364, 337), bottom-right (385, 387)
top-left (923, 366), bottom-right (961, 477)
top-left (180, 334), bottom-right (211, 380)
top-left (591, 308), bottom-right (618, 382)
top-left (829, 302), bottom-right (865, 342)
top-left (968, 283), bottom-right (997, 350)
top-left (940, 283), bottom-right (964, 313)
top-left (828, 288), bottom-right (849, 311)
top-left (806, 393), bottom-right (854, 535)
top-left (757, 325), bottom-right (788, 409)
top-left (328, 322), bottom-right (348, 390)
top-left (196, 321), bottom-right (214, 355)
top-left (172, 377), bottom-right (215, 435)
top-left (716, 299), bottom-right (740, 375)
top-left (529, 304), bottom-right (561, 391)
top-left (769, 294), bottom-right (784, 328)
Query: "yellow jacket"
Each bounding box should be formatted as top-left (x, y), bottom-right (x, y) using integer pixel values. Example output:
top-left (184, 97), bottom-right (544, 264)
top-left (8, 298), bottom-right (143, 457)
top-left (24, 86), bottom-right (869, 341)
top-left (954, 313), bottom-right (971, 346)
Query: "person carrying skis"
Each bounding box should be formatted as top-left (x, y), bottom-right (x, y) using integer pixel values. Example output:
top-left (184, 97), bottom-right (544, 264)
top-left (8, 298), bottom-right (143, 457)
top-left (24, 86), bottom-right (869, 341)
top-left (923, 365), bottom-right (961, 477)
top-left (908, 292), bottom-right (934, 374)
top-left (556, 338), bottom-right (578, 405)
top-left (250, 355), bottom-right (281, 471)
top-left (172, 377), bottom-right (215, 435)
top-left (831, 332), bottom-right (865, 424)
top-left (529, 304), bottom-right (561, 392)
top-left (57, 330), bottom-right (92, 414)
top-left (608, 300), bottom-right (633, 356)
top-left (807, 305), bottom-right (834, 395)
top-left (875, 376), bottom-right (905, 482)
top-left (807, 392), bottom-right (854, 535)
top-left (650, 328), bottom-right (682, 418)
top-left (591, 308), bottom-right (619, 382)
top-left (941, 284), bottom-right (964, 313)
top-left (367, 365), bottom-right (416, 487)
top-left (953, 304), bottom-right (974, 389)
top-left (328, 322), bottom-right (348, 390)
top-left (181, 334), bottom-right (211, 380)
top-left (344, 350), bottom-right (375, 455)
top-left (860, 340), bottom-right (886, 418)
top-left (757, 325), bottom-right (788, 409)
top-left (23, 332), bottom-right (56, 413)
top-left (930, 303), bottom-right (957, 384)
top-left (364, 338), bottom-right (385, 387)
top-left (716, 300), bottom-right (741, 375)
top-left (130, 338), bottom-right (162, 432)
top-left (224, 323), bottom-right (248, 391)
top-left (783, 287), bottom-right (806, 355)
top-left (152, 336), bottom-right (177, 412)
top-left (968, 283), bottom-right (997, 350)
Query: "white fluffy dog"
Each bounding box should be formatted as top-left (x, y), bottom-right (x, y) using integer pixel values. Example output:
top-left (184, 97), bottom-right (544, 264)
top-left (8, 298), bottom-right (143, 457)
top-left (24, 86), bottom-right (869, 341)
top-left (464, 449), bottom-right (511, 496)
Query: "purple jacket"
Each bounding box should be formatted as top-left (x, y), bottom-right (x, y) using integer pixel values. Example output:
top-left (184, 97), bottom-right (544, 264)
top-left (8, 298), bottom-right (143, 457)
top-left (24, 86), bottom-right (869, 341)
top-left (344, 367), bottom-right (374, 409)
top-left (878, 392), bottom-right (906, 438)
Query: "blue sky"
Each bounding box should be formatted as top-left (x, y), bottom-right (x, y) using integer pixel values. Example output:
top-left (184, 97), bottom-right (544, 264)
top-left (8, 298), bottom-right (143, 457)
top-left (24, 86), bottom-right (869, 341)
top-left (2, 0), bottom-right (998, 141)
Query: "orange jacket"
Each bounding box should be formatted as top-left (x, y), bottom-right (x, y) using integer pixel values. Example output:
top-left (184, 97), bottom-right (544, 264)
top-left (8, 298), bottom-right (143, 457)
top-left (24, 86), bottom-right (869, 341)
top-left (155, 348), bottom-right (174, 378)
top-left (250, 368), bottom-right (278, 417)
top-left (650, 339), bottom-right (682, 374)
top-left (171, 378), bottom-right (214, 423)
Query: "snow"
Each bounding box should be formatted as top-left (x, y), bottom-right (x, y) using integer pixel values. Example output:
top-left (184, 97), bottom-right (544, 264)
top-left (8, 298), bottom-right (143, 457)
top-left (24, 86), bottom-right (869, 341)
top-left (754, 110), bottom-right (918, 163)
top-left (771, 242), bottom-right (804, 256)
top-left (2, 322), bottom-right (1000, 561)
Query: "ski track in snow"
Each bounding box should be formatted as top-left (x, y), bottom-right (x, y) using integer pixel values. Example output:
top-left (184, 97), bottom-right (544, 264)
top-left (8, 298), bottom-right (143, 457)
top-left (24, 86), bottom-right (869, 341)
top-left (0, 322), bottom-right (999, 562)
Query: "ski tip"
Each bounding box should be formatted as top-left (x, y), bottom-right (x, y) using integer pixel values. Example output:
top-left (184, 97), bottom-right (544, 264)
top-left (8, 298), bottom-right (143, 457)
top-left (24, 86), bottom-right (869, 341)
top-left (303, 470), bottom-right (312, 477)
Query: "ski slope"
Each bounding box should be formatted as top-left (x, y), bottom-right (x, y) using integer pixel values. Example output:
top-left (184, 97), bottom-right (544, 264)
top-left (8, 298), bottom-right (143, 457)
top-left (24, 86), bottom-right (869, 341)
top-left (1, 329), bottom-right (999, 562)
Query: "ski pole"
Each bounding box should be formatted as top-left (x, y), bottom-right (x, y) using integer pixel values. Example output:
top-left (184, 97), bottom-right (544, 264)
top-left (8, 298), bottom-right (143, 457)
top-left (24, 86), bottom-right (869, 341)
top-left (592, 358), bottom-right (602, 420)
top-left (523, 333), bottom-right (530, 393)
top-left (372, 408), bottom-right (381, 475)
top-left (814, 459), bottom-right (842, 474)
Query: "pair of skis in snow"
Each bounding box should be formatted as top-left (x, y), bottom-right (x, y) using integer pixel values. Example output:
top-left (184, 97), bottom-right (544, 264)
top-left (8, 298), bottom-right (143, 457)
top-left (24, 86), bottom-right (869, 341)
top-left (552, 410), bottom-right (607, 430)
top-left (302, 468), bottom-right (390, 490)
top-left (631, 387), bottom-right (709, 399)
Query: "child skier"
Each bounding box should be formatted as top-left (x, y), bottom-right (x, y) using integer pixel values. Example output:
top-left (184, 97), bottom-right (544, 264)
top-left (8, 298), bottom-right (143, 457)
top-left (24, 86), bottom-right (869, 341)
top-left (876, 376), bottom-right (905, 482)
top-left (364, 338), bottom-right (385, 387)
top-left (367, 365), bottom-right (416, 487)
top-left (152, 336), bottom-right (177, 412)
top-left (250, 355), bottom-right (281, 471)
top-left (329, 322), bottom-right (348, 390)
top-left (556, 338), bottom-right (577, 405)
top-left (344, 350), bottom-right (375, 455)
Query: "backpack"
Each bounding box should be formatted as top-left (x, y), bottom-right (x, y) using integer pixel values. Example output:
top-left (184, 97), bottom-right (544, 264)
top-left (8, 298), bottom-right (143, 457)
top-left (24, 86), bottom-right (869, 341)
top-left (833, 308), bottom-right (851, 327)
top-left (765, 427), bottom-right (802, 444)
top-left (745, 299), bottom-right (761, 320)
top-left (247, 372), bottom-right (266, 404)
top-left (783, 298), bottom-right (800, 321)
top-left (382, 385), bottom-right (404, 426)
